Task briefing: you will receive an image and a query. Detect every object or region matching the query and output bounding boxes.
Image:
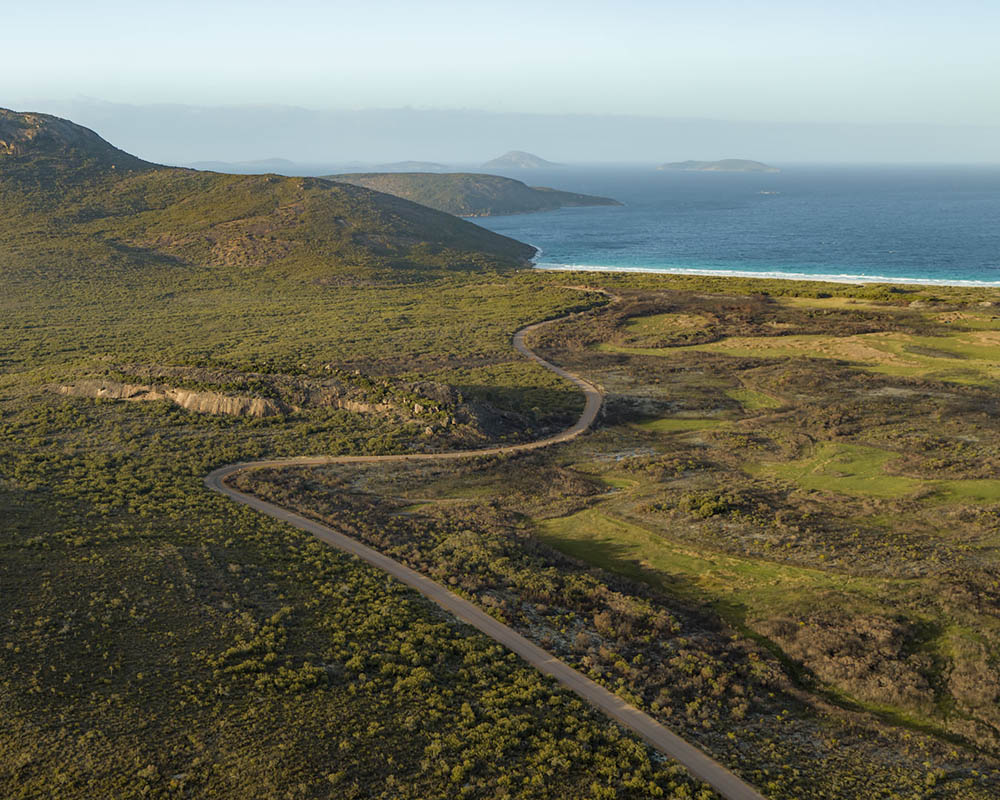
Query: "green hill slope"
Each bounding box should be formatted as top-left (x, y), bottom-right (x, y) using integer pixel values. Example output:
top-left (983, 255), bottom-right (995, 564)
top-left (330, 172), bottom-right (620, 217)
top-left (0, 109), bottom-right (536, 280)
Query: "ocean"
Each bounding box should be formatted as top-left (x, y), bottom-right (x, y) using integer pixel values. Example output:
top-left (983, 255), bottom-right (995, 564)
top-left (472, 165), bottom-right (1000, 286)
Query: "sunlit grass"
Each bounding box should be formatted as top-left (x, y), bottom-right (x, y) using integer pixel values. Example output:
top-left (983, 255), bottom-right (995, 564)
top-left (775, 296), bottom-right (899, 312)
top-left (746, 441), bottom-right (1000, 502)
top-left (622, 312), bottom-right (712, 334)
top-left (600, 322), bottom-right (1000, 386)
top-left (725, 387), bottom-right (781, 410)
top-left (632, 417), bottom-right (728, 433)
top-left (746, 442), bottom-right (921, 498)
top-left (537, 508), bottom-right (886, 620)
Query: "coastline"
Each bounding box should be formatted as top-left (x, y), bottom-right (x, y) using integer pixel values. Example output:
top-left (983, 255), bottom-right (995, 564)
top-left (532, 262), bottom-right (1000, 288)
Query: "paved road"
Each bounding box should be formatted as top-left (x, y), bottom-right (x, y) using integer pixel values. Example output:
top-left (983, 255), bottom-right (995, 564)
top-left (204, 307), bottom-right (768, 800)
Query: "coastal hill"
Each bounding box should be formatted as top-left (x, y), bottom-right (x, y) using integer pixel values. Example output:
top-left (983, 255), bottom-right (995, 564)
top-left (0, 108), bottom-right (152, 181)
top-left (658, 158), bottom-right (779, 173)
top-left (330, 172), bottom-right (621, 217)
top-left (0, 109), bottom-right (536, 278)
top-left (483, 150), bottom-right (561, 169)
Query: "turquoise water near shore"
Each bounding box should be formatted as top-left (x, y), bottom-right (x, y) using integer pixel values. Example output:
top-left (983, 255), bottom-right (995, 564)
top-left (472, 165), bottom-right (1000, 286)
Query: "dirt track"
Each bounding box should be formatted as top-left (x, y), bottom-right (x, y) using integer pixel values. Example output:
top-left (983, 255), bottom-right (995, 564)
top-left (204, 305), bottom-right (768, 800)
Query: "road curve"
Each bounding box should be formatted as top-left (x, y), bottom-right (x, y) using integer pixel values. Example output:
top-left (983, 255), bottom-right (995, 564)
top-left (204, 305), bottom-right (768, 800)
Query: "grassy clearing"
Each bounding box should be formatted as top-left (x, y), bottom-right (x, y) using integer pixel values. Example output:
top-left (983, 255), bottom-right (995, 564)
top-left (601, 328), bottom-right (1000, 386)
top-left (537, 509), bottom-right (887, 620)
top-left (724, 388), bottom-right (781, 410)
top-left (775, 296), bottom-right (900, 312)
top-left (748, 441), bottom-right (1000, 503)
top-left (747, 442), bottom-right (922, 498)
top-left (623, 312), bottom-right (713, 334)
top-left (632, 417), bottom-right (729, 433)
top-left (936, 478), bottom-right (1000, 503)
top-left (598, 476), bottom-right (640, 490)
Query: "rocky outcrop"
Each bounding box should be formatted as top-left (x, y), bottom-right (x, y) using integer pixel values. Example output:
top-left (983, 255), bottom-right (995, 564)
top-left (52, 368), bottom-right (539, 443)
top-left (51, 368), bottom-right (444, 422)
top-left (55, 380), bottom-right (289, 418)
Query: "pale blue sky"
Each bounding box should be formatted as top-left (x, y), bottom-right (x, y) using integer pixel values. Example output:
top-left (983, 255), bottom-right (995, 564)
top-left (6, 0), bottom-right (999, 125)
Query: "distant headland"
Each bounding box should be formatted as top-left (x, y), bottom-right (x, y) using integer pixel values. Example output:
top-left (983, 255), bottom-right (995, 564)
top-left (658, 159), bottom-right (779, 173)
top-left (330, 172), bottom-right (620, 217)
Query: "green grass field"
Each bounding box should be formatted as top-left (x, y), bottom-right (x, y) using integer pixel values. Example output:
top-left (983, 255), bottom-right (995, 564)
top-left (632, 416), bottom-right (729, 433)
top-left (600, 314), bottom-right (1000, 386)
top-left (537, 508), bottom-right (889, 620)
top-left (747, 441), bottom-right (1000, 503)
top-left (724, 388), bottom-right (782, 410)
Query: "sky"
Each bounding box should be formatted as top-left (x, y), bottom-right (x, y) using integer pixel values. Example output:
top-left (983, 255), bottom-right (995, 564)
top-left (6, 0), bottom-right (1000, 126)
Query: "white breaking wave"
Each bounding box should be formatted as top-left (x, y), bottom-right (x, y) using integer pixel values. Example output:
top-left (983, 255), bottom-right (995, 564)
top-left (532, 261), bottom-right (1000, 288)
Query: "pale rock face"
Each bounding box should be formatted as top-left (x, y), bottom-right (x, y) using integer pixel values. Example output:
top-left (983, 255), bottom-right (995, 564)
top-left (165, 389), bottom-right (286, 418)
top-left (54, 379), bottom-right (404, 420)
top-left (56, 380), bottom-right (287, 418)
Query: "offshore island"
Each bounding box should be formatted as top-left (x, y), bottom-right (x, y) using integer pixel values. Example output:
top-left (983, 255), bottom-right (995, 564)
top-left (658, 158), bottom-right (780, 173)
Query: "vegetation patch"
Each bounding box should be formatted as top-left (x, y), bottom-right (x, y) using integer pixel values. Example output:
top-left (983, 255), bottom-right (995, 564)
top-left (749, 441), bottom-right (1000, 503)
top-left (602, 322), bottom-right (1000, 386)
top-left (632, 417), bottom-right (729, 433)
top-left (724, 387), bottom-right (782, 410)
top-left (537, 509), bottom-right (885, 621)
top-left (747, 442), bottom-right (923, 498)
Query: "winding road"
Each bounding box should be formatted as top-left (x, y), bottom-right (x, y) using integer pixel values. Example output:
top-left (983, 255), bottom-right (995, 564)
top-left (204, 305), bottom-right (767, 800)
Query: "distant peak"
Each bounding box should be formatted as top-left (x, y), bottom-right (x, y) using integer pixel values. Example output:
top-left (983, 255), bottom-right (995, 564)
top-left (482, 151), bottom-right (562, 169)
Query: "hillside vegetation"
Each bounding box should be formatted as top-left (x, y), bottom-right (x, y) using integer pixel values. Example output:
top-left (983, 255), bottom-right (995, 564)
top-left (331, 172), bottom-right (620, 217)
top-left (0, 108), bottom-right (535, 281)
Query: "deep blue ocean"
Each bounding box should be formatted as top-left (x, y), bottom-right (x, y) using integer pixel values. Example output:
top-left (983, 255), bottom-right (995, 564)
top-left (472, 166), bottom-right (1000, 286)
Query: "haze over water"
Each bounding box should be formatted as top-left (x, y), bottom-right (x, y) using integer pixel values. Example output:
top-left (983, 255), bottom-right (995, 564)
top-left (475, 166), bottom-right (1000, 286)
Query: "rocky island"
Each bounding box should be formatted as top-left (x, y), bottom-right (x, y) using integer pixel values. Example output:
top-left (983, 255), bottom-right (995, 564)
top-left (482, 150), bottom-right (562, 169)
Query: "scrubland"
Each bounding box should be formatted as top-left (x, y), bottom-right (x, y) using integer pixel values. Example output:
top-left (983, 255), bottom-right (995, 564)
top-left (240, 279), bottom-right (1000, 798)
